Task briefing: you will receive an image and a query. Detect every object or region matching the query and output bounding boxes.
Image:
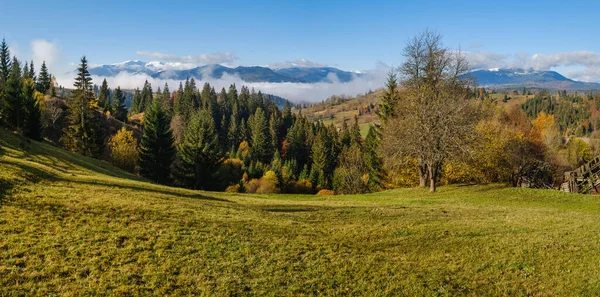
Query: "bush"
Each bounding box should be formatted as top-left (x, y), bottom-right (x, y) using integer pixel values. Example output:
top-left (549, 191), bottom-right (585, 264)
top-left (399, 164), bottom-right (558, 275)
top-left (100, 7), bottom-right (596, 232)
top-left (225, 184), bottom-right (241, 193)
top-left (216, 158), bottom-right (244, 190)
top-left (316, 189), bottom-right (335, 196)
top-left (108, 127), bottom-right (138, 172)
top-left (244, 171), bottom-right (280, 194)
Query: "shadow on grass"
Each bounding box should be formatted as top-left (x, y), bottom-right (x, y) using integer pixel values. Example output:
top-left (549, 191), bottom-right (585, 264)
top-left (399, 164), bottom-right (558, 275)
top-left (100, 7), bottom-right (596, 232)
top-left (74, 179), bottom-right (233, 203)
top-left (5, 160), bottom-right (232, 204)
top-left (262, 207), bottom-right (319, 213)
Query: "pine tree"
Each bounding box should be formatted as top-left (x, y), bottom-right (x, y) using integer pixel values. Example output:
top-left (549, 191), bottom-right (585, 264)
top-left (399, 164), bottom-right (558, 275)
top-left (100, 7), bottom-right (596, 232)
top-left (249, 107), bottom-right (271, 163)
top-left (174, 110), bottom-right (223, 190)
top-left (0, 39), bottom-right (10, 88)
top-left (311, 129), bottom-right (333, 188)
top-left (363, 125), bottom-right (383, 191)
top-left (36, 61), bottom-right (51, 94)
top-left (227, 114), bottom-right (239, 149)
top-left (22, 62), bottom-right (30, 80)
top-left (61, 56), bottom-right (105, 157)
top-left (140, 80), bottom-right (152, 112)
top-left (269, 112), bottom-right (281, 152)
top-left (98, 78), bottom-right (110, 111)
top-left (162, 83), bottom-right (172, 112)
top-left (4, 57), bottom-right (24, 130)
top-left (29, 61), bottom-right (35, 83)
top-left (112, 86), bottom-right (127, 122)
top-left (138, 101), bottom-right (175, 184)
top-left (378, 70), bottom-right (399, 122)
top-left (130, 88), bottom-right (141, 114)
top-left (22, 78), bottom-right (42, 140)
top-left (350, 115), bottom-right (362, 146)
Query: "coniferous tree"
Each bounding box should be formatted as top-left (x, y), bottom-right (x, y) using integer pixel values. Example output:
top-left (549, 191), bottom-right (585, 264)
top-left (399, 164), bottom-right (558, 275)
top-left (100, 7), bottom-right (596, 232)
top-left (363, 125), bottom-right (383, 191)
top-left (61, 56), bottom-right (105, 157)
top-left (138, 101), bottom-right (175, 184)
top-left (174, 110), bottom-right (223, 190)
top-left (140, 80), bottom-right (152, 112)
top-left (311, 129), bottom-right (333, 188)
top-left (130, 88), bottom-right (141, 114)
top-left (269, 112), bottom-right (282, 152)
top-left (350, 115), bottom-right (362, 146)
top-left (22, 62), bottom-right (30, 80)
top-left (4, 57), bottom-right (24, 129)
top-left (36, 61), bottom-right (51, 94)
top-left (249, 107), bottom-right (271, 163)
top-left (29, 61), bottom-right (35, 82)
top-left (22, 78), bottom-right (42, 140)
top-left (378, 71), bottom-right (399, 122)
top-left (112, 86), bottom-right (127, 122)
top-left (162, 83), bottom-right (172, 112)
top-left (98, 78), bottom-right (110, 111)
top-left (0, 39), bottom-right (10, 88)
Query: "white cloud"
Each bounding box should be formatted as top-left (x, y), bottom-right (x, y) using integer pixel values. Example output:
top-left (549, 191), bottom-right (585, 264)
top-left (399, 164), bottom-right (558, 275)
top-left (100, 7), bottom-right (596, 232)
top-left (54, 62), bottom-right (390, 103)
top-left (31, 39), bottom-right (62, 72)
top-left (460, 49), bottom-right (600, 82)
top-left (135, 51), bottom-right (238, 64)
top-left (268, 58), bottom-right (327, 69)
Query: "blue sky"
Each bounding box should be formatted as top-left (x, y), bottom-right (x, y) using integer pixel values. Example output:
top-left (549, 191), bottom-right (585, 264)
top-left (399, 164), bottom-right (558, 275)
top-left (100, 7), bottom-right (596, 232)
top-left (2, 0), bottom-right (600, 101)
top-left (2, 0), bottom-right (600, 72)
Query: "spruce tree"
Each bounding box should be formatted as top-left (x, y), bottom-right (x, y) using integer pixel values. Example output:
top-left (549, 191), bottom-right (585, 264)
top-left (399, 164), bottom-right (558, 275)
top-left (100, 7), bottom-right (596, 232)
top-left (249, 107), bottom-right (271, 163)
top-left (162, 83), bottom-right (171, 112)
top-left (138, 101), bottom-right (175, 184)
top-left (311, 129), bottom-right (332, 188)
top-left (0, 39), bottom-right (10, 87)
top-left (36, 61), bottom-right (51, 94)
top-left (140, 80), bottom-right (152, 112)
top-left (130, 88), bottom-right (141, 114)
top-left (22, 62), bottom-right (30, 80)
top-left (112, 86), bottom-right (127, 122)
top-left (174, 110), bottom-right (222, 190)
top-left (363, 125), bottom-right (383, 191)
top-left (98, 78), bottom-right (110, 110)
top-left (378, 71), bottom-right (399, 122)
top-left (61, 56), bottom-right (105, 157)
top-left (29, 61), bottom-right (35, 82)
top-left (4, 57), bottom-right (24, 130)
top-left (22, 78), bottom-right (42, 140)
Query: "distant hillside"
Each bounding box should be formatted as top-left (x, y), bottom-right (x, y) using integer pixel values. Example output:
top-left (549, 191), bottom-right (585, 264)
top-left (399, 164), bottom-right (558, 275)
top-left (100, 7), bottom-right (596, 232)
top-left (466, 68), bottom-right (600, 90)
top-left (89, 60), bottom-right (361, 83)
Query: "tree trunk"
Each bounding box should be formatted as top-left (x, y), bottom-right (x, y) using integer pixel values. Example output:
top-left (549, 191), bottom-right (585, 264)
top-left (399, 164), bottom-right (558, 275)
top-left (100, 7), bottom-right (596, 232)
top-left (429, 162), bottom-right (438, 192)
top-left (418, 161), bottom-right (429, 187)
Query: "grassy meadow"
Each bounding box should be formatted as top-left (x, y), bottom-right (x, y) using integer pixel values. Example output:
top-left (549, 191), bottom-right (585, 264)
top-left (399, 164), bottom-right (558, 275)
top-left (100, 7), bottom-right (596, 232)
top-left (2, 128), bottom-right (600, 295)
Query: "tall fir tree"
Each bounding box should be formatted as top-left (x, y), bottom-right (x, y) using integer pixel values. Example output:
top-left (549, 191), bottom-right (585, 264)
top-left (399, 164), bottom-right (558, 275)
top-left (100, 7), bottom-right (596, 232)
top-left (174, 110), bottom-right (223, 190)
top-left (22, 78), bottom-right (42, 140)
top-left (29, 60), bottom-right (35, 82)
top-left (378, 71), bottom-right (399, 122)
top-left (22, 62), bottom-right (30, 80)
top-left (162, 82), bottom-right (172, 112)
top-left (61, 56), bottom-right (105, 157)
top-left (36, 61), bottom-right (51, 94)
top-left (138, 101), bottom-right (175, 184)
top-left (98, 78), bottom-right (110, 111)
top-left (130, 88), bottom-right (142, 114)
top-left (0, 39), bottom-right (10, 88)
top-left (249, 107), bottom-right (272, 163)
top-left (112, 86), bottom-right (127, 122)
top-left (140, 80), bottom-right (152, 112)
top-left (363, 125), bottom-right (383, 191)
top-left (4, 57), bottom-right (24, 130)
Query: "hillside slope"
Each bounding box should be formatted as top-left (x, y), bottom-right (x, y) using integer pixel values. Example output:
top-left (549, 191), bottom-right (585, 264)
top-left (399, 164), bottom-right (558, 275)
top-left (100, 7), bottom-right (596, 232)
top-left (3, 128), bottom-right (600, 295)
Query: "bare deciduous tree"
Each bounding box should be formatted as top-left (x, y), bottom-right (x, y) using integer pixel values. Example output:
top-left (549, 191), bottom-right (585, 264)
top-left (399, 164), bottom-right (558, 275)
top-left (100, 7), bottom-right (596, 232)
top-left (381, 30), bottom-right (480, 192)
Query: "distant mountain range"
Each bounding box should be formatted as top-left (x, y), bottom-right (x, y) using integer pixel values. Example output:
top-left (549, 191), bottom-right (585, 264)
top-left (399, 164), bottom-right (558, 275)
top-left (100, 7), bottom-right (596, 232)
top-left (88, 60), bottom-right (362, 83)
top-left (466, 68), bottom-right (600, 90)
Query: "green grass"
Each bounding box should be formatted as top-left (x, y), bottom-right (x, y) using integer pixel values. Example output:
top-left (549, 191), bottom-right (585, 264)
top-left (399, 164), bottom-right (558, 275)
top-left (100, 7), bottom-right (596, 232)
top-left (2, 128), bottom-right (600, 295)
